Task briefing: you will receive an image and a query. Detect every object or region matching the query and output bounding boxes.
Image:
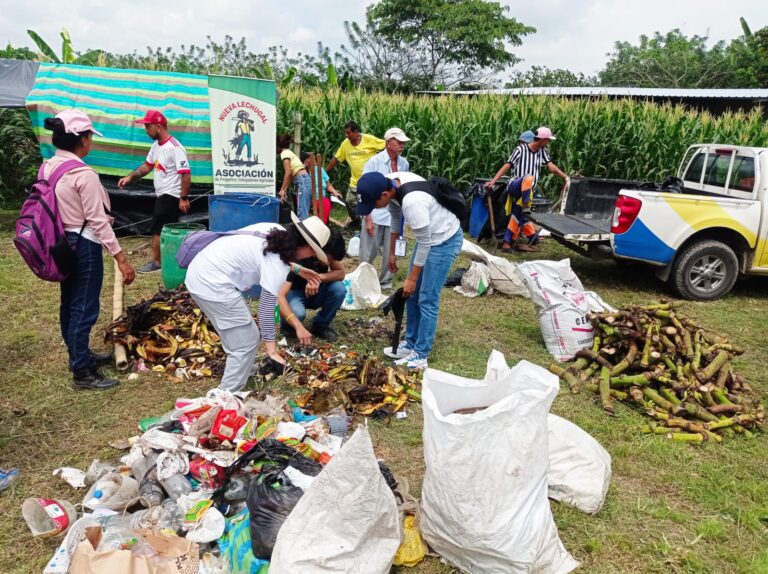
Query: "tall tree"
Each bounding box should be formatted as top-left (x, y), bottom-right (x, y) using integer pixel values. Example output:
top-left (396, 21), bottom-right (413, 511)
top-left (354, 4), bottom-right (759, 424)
top-left (365, 0), bottom-right (534, 89)
top-left (506, 66), bottom-right (598, 88)
top-left (599, 29), bottom-right (731, 88)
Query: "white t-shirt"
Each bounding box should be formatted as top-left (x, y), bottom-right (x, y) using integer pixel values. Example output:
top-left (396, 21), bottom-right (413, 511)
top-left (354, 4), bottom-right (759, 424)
top-left (386, 172), bottom-right (460, 245)
top-left (362, 150), bottom-right (410, 226)
top-left (184, 223), bottom-right (289, 301)
top-left (145, 136), bottom-right (191, 198)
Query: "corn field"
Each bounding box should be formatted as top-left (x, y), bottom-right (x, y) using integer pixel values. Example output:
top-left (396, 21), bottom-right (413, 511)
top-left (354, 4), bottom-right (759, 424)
top-left (277, 88), bottom-right (768, 197)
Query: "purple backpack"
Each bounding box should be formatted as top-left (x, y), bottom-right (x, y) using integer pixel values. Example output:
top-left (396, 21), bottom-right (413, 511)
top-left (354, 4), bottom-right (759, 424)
top-left (176, 229), bottom-right (269, 268)
top-left (14, 160), bottom-right (86, 282)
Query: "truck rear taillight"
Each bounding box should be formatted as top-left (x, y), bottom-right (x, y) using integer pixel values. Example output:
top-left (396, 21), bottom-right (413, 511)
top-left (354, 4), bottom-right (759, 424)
top-left (611, 195), bottom-right (642, 234)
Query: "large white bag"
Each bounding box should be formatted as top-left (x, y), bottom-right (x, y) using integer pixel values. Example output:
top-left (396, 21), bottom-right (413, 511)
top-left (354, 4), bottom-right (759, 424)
top-left (341, 262), bottom-right (388, 310)
top-left (548, 414), bottom-right (612, 514)
top-left (420, 351), bottom-right (579, 574)
top-left (269, 426), bottom-right (401, 574)
top-left (454, 261), bottom-right (493, 298)
top-left (516, 258), bottom-right (594, 361)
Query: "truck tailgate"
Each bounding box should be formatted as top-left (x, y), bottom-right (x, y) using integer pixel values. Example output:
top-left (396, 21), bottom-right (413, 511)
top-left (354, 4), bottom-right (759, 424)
top-left (530, 212), bottom-right (611, 242)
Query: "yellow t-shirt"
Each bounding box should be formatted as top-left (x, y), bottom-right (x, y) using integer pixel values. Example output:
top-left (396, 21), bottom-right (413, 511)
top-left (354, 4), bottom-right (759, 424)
top-left (334, 133), bottom-right (386, 188)
top-left (280, 149), bottom-right (305, 177)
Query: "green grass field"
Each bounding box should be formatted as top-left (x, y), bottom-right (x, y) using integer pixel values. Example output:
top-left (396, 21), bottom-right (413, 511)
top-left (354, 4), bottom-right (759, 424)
top-left (0, 209), bottom-right (766, 574)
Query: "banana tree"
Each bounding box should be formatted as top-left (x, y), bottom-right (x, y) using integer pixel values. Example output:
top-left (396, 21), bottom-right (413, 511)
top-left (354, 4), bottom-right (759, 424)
top-left (26, 28), bottom-right (104, 65)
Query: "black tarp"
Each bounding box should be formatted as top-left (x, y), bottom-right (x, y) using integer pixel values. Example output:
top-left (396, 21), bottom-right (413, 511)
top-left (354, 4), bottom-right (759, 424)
top-left (0, 59), bottom-right (39, 108)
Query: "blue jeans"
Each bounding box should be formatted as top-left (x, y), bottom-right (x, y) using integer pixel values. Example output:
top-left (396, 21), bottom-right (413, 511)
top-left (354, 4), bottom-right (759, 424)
top-left (405, 228), bottom-right (463, 359)
top-left (60, 233), bottom-right (104, 371)
top-left (295, 172), bottom-right (312, 220)
top-left (285, 281), bottom-right (346, 329)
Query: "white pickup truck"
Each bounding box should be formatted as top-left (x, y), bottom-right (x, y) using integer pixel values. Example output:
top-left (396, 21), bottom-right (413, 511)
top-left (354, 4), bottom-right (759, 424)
top-left (530, 144), bottom-right (767, 301)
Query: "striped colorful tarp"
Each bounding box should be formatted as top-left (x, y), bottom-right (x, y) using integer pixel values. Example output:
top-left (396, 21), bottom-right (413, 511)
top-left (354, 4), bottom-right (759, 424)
top-left (25, 63), bottom-right (213, 183)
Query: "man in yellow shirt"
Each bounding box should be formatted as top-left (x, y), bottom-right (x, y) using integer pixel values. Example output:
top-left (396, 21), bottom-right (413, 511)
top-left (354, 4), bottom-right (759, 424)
top-left (325, 120), bottom-right (385, 224)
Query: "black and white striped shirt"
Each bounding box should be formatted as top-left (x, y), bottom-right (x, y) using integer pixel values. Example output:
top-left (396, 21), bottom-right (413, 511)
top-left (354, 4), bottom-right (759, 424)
top-left (506, 143), bottom-right (551, 191)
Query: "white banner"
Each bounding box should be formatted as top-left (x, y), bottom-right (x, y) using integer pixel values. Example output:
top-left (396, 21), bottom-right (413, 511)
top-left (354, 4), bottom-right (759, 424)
top-left (208, 76), bottom-right (276, 194)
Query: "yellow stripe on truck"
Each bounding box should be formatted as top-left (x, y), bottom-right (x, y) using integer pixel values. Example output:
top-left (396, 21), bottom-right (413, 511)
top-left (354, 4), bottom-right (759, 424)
top-left (662, 196), bottom-right (758, 247)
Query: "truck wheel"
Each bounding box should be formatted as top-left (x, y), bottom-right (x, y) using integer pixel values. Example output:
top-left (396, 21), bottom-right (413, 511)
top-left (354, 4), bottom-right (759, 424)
top-left (670, 240), bottom-right (738, 301)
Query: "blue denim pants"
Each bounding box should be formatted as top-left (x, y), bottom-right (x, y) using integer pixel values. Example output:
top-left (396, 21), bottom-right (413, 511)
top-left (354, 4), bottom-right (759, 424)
top-left (285, 281), bottom-right (346, 329)
top-left (405, 228), bottom-right (463, 359)
top-left (295, 172), bottom-right (312, 220)
top-left (60, 233), bottom-right (104, 371)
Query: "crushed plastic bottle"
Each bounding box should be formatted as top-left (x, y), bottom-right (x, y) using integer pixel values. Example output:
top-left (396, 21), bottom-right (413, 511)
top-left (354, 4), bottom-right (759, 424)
top-left (131, 452), bottom-right (165, 507)
top-left (159, 473), bottom-right (192, 500)
top-left (347, 232), bottom-right (360, 257)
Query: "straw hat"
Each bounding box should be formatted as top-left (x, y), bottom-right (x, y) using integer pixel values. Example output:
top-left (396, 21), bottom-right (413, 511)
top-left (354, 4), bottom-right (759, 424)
top-left (291, 213), bottom-right (330, 264)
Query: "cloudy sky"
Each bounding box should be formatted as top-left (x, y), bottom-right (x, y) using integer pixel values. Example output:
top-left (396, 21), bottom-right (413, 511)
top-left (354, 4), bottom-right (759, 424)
top-left (2, 0), bottom-right (767, 77)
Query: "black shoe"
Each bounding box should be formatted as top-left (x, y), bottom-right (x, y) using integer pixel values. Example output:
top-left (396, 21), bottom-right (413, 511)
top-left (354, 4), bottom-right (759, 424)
top-left (90, 350), bottom-right (114, 365)
top-left (72, 367), bottom-right (120, 390)
top-left (311, 325), bottom-right (338, 342)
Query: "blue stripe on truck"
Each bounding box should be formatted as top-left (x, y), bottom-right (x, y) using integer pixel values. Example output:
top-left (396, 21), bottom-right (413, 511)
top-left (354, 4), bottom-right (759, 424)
top-left (613, 219), bottom-right (676, 264)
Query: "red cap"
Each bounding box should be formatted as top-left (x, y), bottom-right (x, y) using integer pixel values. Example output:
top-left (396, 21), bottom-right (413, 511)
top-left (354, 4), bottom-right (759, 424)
top-left (136, 110), bottom-right (168, 127)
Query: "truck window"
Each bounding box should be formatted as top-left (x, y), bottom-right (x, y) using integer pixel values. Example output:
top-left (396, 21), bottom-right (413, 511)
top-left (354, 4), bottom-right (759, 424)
top-left (684, 152), bottom-right (713, 183)
top-left (729, 156), bottom-right (755, 192)
top-left (703, 153), bottom-right (731, 188)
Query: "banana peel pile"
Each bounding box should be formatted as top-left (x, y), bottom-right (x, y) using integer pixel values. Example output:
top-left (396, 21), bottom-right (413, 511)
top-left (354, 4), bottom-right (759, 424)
top-left (287, 347), bottom-right (422, 417)
top-left (549, 302), bottom-right (764, 443)
top-left (105, 287), bottom-right (225, 378)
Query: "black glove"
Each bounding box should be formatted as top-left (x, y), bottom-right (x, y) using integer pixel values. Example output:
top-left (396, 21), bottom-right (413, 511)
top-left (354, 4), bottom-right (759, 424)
top-left (259, 356), bottom-right (287, 377)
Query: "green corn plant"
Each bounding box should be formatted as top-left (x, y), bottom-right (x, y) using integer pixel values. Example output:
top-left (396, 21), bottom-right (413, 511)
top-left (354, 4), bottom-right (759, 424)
top-left (276, 88), bottom-right (768, 197)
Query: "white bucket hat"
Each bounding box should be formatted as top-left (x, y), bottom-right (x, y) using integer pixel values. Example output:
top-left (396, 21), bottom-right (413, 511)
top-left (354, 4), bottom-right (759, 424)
top-left (291, 213), bottom-right (331, 264)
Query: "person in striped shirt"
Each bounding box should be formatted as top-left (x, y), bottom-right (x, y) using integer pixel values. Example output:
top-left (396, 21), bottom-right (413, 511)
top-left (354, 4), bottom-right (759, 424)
top-left (485, 126), bottom-right (567, 247)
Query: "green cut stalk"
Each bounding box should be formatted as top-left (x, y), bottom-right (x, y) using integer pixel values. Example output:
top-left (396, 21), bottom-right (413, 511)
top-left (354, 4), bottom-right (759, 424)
top-left (660, 388), bottom-right (681, 405)
top-left (643, 387), bottom-right (683, 415)
top-left (684, 402), bottom-right (719, 422)
top-left (696, 351), bottom-right (730, 383)
top-left (692, 331), bottom-right (702, 370)
top-left (640, 324), bottom-right (654, 368)
top-left (548, 364), bottom-right (581, 393)
top-left (669, 432), bottom-right (705, 443)
top-left (611, 341), bottom-right (639, 376)
top-left (600, 366), bottom-right (615, 416)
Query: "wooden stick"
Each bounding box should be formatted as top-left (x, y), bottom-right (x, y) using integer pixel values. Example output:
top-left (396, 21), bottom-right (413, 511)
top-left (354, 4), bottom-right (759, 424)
top-left (112, 260), bottom-right (129, 371)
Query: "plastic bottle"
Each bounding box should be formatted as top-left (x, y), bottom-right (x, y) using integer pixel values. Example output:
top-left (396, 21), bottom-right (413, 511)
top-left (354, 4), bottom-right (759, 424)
top-left (223, 475), bottom-right (251, 502)
top-left (84, 477), bottom-right (119, 508)
top-left (159, 473), bottom-right (193, 500)
top-left (347, 232), bottom-right (360, 257)
top-left (131, 453), bottom-right (165, 507)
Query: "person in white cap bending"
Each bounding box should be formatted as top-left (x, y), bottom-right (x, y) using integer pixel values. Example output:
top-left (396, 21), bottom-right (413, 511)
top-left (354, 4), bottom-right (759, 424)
top-left (184, 215), bottom-right (330, 393)
top-left (360, 127), bottom-right (411, 290)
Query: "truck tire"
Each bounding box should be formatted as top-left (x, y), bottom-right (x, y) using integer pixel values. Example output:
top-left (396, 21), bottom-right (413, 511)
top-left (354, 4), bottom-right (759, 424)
top-left (670, 240), bottom-right (738, 301)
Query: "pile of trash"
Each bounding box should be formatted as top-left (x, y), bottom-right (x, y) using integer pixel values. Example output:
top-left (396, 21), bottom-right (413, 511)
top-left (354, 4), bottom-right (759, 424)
top-left (106, 288), bottom-right (225, 379)
top-left (36, 388), bottom-right (422, 573)
top-left (285, 348), bottom-right (422, 417)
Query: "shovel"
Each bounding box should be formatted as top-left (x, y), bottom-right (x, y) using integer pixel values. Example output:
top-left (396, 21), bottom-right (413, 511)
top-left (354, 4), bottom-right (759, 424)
top-left (381, 288), bottom-right (406, 358)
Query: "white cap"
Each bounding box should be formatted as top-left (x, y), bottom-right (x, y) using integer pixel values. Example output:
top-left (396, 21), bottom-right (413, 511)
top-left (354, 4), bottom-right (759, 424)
top-left (383, 127), bottom-right (411, 142)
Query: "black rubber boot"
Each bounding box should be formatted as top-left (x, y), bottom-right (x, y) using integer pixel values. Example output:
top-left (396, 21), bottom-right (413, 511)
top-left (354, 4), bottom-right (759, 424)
top-left (72, 367), bottom-right (120, 390)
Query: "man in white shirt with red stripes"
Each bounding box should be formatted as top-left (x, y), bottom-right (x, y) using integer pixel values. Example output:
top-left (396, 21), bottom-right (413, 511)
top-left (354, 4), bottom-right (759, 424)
top-left (118, 110), bottom-right (191, 273)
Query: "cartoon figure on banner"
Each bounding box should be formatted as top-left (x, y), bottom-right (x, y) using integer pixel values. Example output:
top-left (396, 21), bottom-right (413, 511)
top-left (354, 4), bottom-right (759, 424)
top-left (224, 110), bottom-right (262, 167)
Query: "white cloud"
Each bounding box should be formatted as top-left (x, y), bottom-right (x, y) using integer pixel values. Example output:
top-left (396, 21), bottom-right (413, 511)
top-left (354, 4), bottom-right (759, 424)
top-left (2, 0), bottom-right (766, 79)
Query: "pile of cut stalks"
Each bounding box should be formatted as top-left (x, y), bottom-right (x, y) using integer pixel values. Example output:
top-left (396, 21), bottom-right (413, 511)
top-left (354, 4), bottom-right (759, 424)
top-left (549, 302), bottom-right (764, 443)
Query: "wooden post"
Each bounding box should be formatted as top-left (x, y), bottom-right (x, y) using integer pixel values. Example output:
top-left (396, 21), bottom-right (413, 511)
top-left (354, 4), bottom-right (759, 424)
top-left (307, 152), bottom-right (319, 219)
top-left (112, 260), bottom-right (129, 371)
top-left (292, 111), bottom-right (302, 156)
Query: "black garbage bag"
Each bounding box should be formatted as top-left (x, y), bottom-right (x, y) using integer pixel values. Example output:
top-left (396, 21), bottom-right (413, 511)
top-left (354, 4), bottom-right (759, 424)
top-left (247, 471), bottom-right (305, 559)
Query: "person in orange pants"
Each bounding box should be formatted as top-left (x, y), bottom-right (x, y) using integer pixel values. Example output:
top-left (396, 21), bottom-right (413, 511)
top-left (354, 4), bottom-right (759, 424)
top-left (501, 174), bottom-right (539, 252)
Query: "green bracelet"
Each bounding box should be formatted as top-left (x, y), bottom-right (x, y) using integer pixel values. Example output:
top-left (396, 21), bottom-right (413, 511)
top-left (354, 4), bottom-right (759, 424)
top-left (293, 264), bottom-right (302, 274)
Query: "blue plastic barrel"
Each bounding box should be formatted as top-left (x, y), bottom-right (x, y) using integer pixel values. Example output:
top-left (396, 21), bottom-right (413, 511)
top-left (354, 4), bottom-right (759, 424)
top-left (208, 193), bottom-right (281, 298)
top-left (208, 193), bottom-right (280, 232)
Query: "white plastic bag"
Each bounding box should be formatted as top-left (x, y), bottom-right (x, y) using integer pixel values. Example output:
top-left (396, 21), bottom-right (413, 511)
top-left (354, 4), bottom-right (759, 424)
top-left (341, 262), bottom-right (388, 310)
top-left (548, 414), bottom-right (612, 514)
top-left (454, 261), bottom-right (493, 298)
top-left (461, 239), bottom-right (529, 297)
top-left (269, 427), bottom-right (401, 573)
top-left (516, 258), bottom-right (594, 361)
top-left (420, 351), bottom-right (579, 574)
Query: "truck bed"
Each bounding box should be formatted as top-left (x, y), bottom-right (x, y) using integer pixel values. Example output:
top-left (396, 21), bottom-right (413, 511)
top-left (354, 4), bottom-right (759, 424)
top-left (530, 176), bottom-right (640, 242)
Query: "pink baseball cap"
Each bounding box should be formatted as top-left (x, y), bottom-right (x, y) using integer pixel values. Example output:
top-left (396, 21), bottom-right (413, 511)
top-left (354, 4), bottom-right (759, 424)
top-left (535, 126), bottom-right (557, 140)
top-left (55, 110), bottom-right (103, 137)
top-left (136, 110), bottom-right (168, 127)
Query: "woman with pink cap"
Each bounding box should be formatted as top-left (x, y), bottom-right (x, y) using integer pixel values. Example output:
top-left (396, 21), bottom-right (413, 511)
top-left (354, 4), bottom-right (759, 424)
top-left (43, 110), bottom-right (136, 390)
top-left (485, 126), bottom-right (568, 250)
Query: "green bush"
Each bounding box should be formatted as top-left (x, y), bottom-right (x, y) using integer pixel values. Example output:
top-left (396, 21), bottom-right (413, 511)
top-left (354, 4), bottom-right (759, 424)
top-left (0, 109), bottom-right (41, 206)
top-left (277, 89), bottom-right (768, 197)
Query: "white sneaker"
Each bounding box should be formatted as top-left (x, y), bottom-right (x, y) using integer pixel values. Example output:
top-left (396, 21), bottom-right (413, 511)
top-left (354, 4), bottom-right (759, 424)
top-left (392, 342), bottom-right (412, 359)
top-left (394, 351), bottom-right (428, 370)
